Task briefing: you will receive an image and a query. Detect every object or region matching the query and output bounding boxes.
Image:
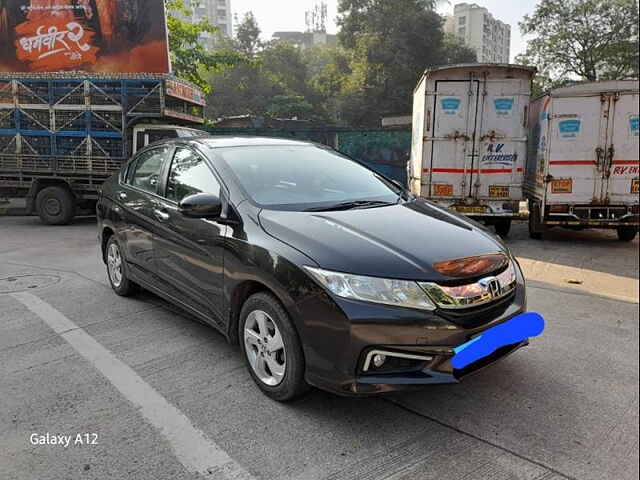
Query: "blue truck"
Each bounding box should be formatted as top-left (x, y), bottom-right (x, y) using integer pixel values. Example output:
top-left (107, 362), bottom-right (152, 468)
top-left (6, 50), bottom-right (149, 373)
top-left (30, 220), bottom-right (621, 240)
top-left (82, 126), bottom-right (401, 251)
top-left (0, 73), bottom-right (205, 224)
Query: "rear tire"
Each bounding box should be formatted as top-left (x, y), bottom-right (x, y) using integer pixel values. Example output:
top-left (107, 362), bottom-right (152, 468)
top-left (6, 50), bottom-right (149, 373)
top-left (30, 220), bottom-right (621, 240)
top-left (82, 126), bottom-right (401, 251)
top-left (35, 186), bottom-right (75, 225)
top-left (528, 201), bottom-right (544, 240)
top-left (617, 226), bottom-right (638, 242)
top-left (105, 236), bottom-right (137, 296)
top-left (494, 219), bottom-right (512, 238)
top-left (239, 292), bottom-right (309, 401)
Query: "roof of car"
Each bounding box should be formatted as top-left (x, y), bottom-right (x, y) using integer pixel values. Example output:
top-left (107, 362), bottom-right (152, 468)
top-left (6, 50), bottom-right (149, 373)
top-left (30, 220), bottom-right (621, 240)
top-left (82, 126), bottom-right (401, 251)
top-left (193, 136), bottom-right (315, 149)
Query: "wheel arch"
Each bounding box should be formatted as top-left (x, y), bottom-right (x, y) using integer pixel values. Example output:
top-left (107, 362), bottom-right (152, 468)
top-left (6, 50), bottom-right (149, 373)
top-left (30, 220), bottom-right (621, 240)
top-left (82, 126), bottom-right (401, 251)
top-left (227, 279), bottom-right (295, 346)
top-left (101, 226), bottom-right (116, 264)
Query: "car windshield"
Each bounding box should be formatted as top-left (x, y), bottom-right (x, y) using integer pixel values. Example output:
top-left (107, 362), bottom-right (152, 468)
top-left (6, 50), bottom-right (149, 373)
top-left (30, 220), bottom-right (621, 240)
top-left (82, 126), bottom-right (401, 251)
top-left (216, 145), bottom-right (401, 211)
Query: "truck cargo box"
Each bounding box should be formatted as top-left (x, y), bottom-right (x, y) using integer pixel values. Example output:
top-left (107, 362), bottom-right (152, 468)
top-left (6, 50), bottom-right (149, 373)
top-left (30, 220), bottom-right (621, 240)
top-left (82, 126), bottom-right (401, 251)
top-left (0, 73), bottom-right (206, 224)
top-left (525, 80), bottom-right (639, 241)
top-left (409, 64), bottom-right (536, 236)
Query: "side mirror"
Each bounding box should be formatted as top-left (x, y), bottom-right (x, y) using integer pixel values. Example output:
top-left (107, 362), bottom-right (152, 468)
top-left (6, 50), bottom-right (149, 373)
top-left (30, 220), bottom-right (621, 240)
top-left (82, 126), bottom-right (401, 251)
top-left (179, 193), bottom-right (222, 219)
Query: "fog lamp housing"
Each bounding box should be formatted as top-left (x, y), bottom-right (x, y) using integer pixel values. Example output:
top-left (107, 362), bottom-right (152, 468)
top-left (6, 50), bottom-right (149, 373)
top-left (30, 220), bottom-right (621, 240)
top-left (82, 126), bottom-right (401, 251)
top-left (372, 354), bottom-right (386, 368)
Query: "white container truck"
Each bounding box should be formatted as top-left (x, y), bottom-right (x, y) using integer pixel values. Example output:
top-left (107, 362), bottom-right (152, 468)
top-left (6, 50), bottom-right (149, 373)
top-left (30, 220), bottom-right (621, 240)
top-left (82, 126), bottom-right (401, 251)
top-left (525, 81), bottom-right (639, 241)
top-left (409, 64), bottom-right (536, 236)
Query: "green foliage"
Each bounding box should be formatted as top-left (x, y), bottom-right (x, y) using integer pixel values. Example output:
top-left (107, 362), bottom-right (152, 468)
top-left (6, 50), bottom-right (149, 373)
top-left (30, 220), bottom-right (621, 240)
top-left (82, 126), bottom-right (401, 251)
top-left (517, 0), bottom-right (639, 82)
top-left (333, 0), bottom-right (477, 126)
top-left (165, 0), bottom-right (241, 92)
top-left (205, 3), bottom-right (477, 126)
top-left (235, 12), bottom-right (262, 56)
top-left (266, 95), bottom-right (314, 119)
top-left (442, 34), bottom-right (477, 66)
top-left (206, 39), bottom-right (331, 123)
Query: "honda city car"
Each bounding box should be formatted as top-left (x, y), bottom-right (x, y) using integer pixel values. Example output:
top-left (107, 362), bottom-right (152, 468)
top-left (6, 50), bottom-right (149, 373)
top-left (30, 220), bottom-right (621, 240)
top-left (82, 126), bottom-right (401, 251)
top-left (97, 137), bottom-right (530, 401)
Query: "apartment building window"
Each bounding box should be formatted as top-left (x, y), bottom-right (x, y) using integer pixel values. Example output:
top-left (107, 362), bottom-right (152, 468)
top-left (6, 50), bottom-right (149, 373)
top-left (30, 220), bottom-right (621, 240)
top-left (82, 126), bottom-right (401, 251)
top-left (458, 16), bottom-right (466, 25)
top-left (458, 27), bottom-right (466, 37)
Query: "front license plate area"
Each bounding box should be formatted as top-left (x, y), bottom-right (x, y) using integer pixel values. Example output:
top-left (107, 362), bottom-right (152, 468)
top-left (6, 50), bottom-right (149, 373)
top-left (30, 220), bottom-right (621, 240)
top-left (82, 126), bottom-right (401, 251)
top-left (451, 312), bottom-right (545, 370)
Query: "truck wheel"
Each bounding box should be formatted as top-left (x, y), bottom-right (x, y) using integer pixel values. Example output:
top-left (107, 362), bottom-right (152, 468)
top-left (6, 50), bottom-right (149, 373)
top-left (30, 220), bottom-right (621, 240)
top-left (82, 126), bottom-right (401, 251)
top-left (528, 202), bottom-right (544, 240)
top-left (35, 186), bottom-right (76, 225)
top-left (617, 226), bottom-right (638, 242)
top-left (495, 219), bottom-right (512, 237)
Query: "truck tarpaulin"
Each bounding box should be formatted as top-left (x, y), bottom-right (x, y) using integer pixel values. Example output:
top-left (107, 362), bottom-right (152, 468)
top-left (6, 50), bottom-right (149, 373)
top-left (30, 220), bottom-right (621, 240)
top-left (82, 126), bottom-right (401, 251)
top-left (0, 0), bottom-right (170, 73)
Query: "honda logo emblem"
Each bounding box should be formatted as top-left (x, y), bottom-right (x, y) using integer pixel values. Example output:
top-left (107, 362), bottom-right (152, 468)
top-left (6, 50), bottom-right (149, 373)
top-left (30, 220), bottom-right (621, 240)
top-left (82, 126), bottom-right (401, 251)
top-left (479, 276), bottom-right (502, 299)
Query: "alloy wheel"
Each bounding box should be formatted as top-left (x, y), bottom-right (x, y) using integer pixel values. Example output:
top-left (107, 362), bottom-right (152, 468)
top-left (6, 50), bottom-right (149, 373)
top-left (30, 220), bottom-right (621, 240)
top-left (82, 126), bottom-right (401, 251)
top-left (107, 243), bottom-right (123, 288)
top-left (243, 310), bottom-right (286, 386)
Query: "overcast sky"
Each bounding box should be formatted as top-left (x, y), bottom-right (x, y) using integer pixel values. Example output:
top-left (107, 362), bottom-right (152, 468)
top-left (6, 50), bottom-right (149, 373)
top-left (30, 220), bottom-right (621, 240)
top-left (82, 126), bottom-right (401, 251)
top-left (230, 0), bottom-right (539, 62)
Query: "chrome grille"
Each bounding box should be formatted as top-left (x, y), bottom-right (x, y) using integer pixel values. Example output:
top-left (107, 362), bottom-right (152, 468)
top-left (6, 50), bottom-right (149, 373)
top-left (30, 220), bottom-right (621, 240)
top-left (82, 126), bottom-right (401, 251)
top-left (420, 262), bottom-right (517, 310)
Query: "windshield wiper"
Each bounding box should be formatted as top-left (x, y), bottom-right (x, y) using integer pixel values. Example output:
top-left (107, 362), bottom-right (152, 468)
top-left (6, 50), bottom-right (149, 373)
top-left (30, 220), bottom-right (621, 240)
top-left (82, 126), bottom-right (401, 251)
top-left (305, 200), bottom-right (396, 212)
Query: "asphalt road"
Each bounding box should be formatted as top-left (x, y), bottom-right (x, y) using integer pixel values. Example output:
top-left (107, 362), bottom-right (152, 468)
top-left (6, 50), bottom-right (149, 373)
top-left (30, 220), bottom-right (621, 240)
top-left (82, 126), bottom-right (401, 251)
top-left (1, 216), bottom-right (638, 480)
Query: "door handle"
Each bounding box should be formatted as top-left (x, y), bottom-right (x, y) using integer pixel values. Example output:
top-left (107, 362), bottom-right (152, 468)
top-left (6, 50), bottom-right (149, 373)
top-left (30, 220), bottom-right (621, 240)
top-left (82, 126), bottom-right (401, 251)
top-left (117, 191), bottom-right (128, 201)
top-left (153, 208), bottom-right (170, 222)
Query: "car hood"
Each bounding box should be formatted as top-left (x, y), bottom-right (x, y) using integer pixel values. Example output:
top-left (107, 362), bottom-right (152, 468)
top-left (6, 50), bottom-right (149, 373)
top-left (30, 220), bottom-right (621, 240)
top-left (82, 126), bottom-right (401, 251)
top-left (258, 200), bottom-right (509, 282)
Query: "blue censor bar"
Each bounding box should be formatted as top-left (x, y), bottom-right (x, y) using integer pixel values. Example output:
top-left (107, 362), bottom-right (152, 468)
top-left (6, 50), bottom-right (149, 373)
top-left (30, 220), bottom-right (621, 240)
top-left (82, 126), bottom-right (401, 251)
top-left (452, 313), bottom-right (545, 370)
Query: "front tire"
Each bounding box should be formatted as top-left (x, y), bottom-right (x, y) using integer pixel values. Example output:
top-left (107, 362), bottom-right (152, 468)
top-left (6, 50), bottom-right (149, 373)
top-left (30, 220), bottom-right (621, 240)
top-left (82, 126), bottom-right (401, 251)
top-left (35, 186), bottom-right (76, 225)
top-left (239, 292), bottom-right (309, 401)
top-left (105, 236), bottom-right (137, 296)
top-left (617, 226), bottom-right (638, 242)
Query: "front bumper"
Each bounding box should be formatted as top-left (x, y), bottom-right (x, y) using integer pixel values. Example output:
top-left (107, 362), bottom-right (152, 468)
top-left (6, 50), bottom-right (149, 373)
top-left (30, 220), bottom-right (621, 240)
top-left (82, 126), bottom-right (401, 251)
top-left (298, 267), bottom-right (528, 396)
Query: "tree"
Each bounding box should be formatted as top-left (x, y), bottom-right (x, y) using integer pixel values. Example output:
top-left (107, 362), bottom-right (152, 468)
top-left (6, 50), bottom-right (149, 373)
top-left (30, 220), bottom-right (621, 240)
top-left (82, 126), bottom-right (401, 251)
top-left (206, 21), bottom-right (334, 123)
top-left (334, 0), bottom-right (477, 126)
top-left (235, 12), bottom-right (262, 56)
top-left (441, 33), bottom-right (477, 66)
top-left (165, 0), bottom-right (241, 91)
top-left (338, 0), bottom-right (439, 49)
top-left (266, 95), bottom-right (315, 119)
top-left (517, 0), bottom-right (639, 82)
top-left (205, 1), bottom-right (477, 126)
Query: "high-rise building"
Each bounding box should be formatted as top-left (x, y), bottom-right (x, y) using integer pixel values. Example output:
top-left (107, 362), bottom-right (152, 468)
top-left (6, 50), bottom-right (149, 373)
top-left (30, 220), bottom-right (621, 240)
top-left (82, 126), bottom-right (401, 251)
top-left (444, 3), bottom-right (511, 63)
top-left (184, 0), bottom-right (233, 49)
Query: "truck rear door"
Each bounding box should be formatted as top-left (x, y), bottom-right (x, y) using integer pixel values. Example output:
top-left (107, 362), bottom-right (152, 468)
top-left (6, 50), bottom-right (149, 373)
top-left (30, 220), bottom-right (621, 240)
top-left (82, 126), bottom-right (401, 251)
top-left (427, 80), bottom-right (480, 200)
top-left (474, 78), bottom-right (527, 202)
top-left (603, 91), bottom-right (640, 203)
top-left (547, 95), bottom-right (607, 204)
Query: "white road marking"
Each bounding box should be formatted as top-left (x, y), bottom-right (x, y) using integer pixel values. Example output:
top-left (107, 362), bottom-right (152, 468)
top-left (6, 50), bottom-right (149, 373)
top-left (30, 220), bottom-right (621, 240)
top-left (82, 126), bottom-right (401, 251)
top-left (11, 291), bottom-right (254, 480)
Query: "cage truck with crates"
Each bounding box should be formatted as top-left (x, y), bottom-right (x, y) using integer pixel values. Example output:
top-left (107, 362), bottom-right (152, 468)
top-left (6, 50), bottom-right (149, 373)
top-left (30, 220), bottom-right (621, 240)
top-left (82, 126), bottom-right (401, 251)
top-left (525, 80), bottom-right (640, 241)
top-left (409, 64), bottom-right (536, 237)
top-left (0, 73), bottom-right (206, 225)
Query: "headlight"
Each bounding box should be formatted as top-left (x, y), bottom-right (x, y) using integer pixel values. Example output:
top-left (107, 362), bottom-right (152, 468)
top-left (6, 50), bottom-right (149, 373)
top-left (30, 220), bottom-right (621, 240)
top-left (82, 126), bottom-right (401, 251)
top-left (303, 266), bottom-right (437, 311)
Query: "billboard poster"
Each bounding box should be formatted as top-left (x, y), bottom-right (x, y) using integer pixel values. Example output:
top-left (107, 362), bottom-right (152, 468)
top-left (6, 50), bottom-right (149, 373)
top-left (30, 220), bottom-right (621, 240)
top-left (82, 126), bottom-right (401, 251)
top-left (0, 0), bottom-right (170, 73)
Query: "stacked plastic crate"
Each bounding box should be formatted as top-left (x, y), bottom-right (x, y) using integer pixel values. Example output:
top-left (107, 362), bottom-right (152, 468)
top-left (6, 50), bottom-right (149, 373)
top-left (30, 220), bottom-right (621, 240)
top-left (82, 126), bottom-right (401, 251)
top-left (0, 73), bottom-right (206, 199)
top-left (0, 74), bottom-right (172, 177)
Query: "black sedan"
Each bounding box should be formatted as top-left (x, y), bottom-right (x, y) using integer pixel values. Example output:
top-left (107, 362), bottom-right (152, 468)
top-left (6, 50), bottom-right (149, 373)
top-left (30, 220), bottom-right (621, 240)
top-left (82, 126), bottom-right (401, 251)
top-left (97, 137), bottom-right (531, 401)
